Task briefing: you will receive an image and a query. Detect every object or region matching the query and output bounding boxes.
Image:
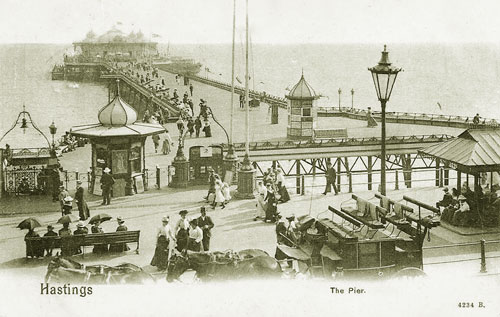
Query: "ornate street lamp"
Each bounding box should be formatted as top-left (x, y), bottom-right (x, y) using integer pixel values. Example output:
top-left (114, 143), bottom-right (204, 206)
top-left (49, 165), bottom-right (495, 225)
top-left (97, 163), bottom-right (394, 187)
top-left (368, 45), bottom-right (402, 196)
top-left (338, 88), bottom-right (342, 111)
top-left (49, 121), bottom-right (57, 149)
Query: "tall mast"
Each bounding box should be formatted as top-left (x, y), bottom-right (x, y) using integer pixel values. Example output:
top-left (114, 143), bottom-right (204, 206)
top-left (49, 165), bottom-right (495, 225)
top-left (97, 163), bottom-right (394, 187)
top-left (230, 0), bottom-right (236, 145)
top-left (245, 0), bottom-right (250, 156)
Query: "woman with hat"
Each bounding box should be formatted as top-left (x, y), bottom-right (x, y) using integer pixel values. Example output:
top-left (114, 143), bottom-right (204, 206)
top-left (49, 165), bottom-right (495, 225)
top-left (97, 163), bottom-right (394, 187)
top-left (73, 221), bottom-right (88, 254)
top-left (58, 185), bottom-right (69, 214)
top-left (151, 216), bottom-right (176, 270)
top-left (254, 181), bottom-right (268, 221)
top-left (91, 220), bottom-right (108, 254)
top-left (75, 180), bottom-right (90, 220)
top-left (451, 195), bottom-right (470, 226)
top-left (109, 217), bottom-right (131, 252)
top-left (175, 210), bottom-right (190, 252)
top-left (212, 174), bottom-right (226, 210)
top-left (276, 169), bottom-right (290, 203)
top-left (187, 219), bottom-right (203, 252)
top-left (264, 183), bottom-right (278, 223)
top-left (62, 196), bottom-right (74, 215)
top-left (43, 225), bottom-right (58, 256)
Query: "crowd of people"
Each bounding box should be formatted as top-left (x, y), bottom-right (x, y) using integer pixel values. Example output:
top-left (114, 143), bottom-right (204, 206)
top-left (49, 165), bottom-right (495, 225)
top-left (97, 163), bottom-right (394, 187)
top-left (436, 183), bottom-right (500, 227)
top-left (254, 168), bottom-right (291, 223)
top-left (150, 207), bottom-right (214, 271)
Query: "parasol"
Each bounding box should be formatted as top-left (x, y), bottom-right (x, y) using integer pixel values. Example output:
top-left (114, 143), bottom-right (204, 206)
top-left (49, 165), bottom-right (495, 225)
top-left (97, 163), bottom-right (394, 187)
top-left (57, 214), bottom-right (79, 224)
top-left (89, 213), bottom-right (112, 224)
top-left (17, 217), bottom-right (43, 230)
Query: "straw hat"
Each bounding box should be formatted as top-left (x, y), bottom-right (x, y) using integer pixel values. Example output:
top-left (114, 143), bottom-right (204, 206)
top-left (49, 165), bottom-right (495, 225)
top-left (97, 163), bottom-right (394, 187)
top-left (77, 221), bottom-right (85, 228)
top-left (117, 216), bottom-right (125, 224)
top-left (103, 167), bottom-right (111, 173)
top-left (162, 216), bottom-right (170, 222)
top-left (458, 195), bottom-right (467, 200)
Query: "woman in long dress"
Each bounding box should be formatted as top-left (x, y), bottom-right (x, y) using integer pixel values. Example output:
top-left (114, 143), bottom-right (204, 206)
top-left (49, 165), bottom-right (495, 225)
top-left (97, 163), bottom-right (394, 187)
top-left (175, 210), bottom-right (190, 252)
top-left (162, 130), bottom-right (173, 155)
top-left (265, 183), bottom-right (278, 223)
top-left (212, 175), bottom-right (226, 209)
top-left (254, 181), bottom-right (267, 221)
top-left (151, 216), bottom-right (176, 271)
top-left (276, 170), bottom-right (290, 203)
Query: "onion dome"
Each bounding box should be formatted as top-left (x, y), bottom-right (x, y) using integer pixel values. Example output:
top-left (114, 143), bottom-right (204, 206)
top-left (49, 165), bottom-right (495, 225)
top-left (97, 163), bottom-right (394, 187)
top-left (287, 74), bottom-right (318, 100)
top-left (98, 84), bottom-right (138, 126)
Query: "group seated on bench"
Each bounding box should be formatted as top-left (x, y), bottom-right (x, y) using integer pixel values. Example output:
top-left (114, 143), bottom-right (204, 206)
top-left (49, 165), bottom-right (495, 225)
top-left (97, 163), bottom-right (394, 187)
top-left (25, 230), bottom-right (140, 258)
top-left (436, 185), bottom-right (500, 228)
top-left (340, 194), bottom-right (385, 229)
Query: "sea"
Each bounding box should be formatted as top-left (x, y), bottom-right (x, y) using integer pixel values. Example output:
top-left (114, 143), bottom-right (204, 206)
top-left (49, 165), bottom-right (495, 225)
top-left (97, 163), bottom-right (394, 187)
top-left (2, 43), bottom-right (500, 144)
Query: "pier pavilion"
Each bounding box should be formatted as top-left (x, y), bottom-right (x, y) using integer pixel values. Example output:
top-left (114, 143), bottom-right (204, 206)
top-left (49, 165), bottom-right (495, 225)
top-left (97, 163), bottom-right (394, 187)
top-left (70, 80), bottom-right (165, 197)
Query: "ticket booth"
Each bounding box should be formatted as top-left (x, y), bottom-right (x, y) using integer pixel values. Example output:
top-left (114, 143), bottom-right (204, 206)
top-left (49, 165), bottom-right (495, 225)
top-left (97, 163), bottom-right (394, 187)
top-left (189, 145), bottom-right (223, 184)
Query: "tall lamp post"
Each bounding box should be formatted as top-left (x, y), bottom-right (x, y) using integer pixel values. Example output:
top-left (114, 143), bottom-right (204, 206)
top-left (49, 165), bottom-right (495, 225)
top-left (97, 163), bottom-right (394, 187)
top-left (351, 88), bottom-right (355, 111)
top-left (49, 121), bottom-right (57, 150)
top-left (368, 45), bottom-right (402, 196)
top-left (338, 88), bottom-right (342, 111)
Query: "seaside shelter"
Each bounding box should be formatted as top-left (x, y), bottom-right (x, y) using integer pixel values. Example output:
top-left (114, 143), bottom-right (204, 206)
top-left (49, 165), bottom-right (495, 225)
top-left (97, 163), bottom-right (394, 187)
top-left (285, 74), bottom-right (319, 140)
top-left (0, 107), bottom-right (57, 197)
top-left (70, 80), bottom-right (165, 197)
top-left (419, 129), bottom-right (500, 226)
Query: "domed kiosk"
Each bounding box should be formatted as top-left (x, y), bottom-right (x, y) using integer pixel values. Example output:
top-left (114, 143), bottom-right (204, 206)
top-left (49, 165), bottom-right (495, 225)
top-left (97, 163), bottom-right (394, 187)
top-left (70, 80), bottom-right (165, 197)
top-left (286, 74), bottom-right (319, 140)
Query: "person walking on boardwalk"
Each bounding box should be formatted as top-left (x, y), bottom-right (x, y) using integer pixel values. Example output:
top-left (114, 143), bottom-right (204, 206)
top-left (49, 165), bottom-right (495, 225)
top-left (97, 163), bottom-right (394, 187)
top-left (189, 83), bottom-right (194, 96)
top-left (100, 167), bottom-right (115, 205)
top-left (162, 129), bottom-right (174, 155)
top-left (254, 181), bottom-right (267, 221)
top-left (151, 216), bottom-right (176, 271)
top-left (322, 161), bottom-right (338, 195)
top-left (203, 119), bottom-right (212, 137)
top-left (194, 116), bottom-right (202, 137)
top-left (152, 134), bottom-right (160, 153)
top-left (205, 168), bottom-right (216, 202)
top-left (58, 185), bottom-right (69, 215)
top-left (187, 117), bottom-right (195, 137)
top-left (75, 180), bottom-right (90, 220)
top-left (212, 174), bottom-right (226, 209)
top-left (187, 219), bottom-right (203, 252)
top-left (197, 207), bottom-right (214, 251)
top-left (175, 210), bottom-right (190, 252)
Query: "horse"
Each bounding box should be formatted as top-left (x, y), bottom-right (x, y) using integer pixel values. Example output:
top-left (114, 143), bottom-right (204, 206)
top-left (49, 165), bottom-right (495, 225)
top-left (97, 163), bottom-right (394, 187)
top-left (166, 249), bottom-right (281, 282)
top-left (45, 255), bottom-right (155, 284)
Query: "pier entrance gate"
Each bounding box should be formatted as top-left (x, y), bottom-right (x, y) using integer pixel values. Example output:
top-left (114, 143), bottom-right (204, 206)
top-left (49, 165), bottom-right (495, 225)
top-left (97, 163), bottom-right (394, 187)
top-left (189, 145), bottom-right (223, 185)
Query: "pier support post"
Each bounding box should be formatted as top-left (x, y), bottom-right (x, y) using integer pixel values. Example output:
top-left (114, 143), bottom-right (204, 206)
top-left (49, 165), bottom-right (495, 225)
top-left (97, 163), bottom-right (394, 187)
top-left (403, 154), bottom-right (412, 188)
top-left (312, 159), bottom-right (317, 176)
top-left (367, 156), bottom-right (373, 190)
top-left (344, 157), bottom-right (352, 193)
top-left (271, 103), bottom-right (278, 124)
top-left (336, 158), bottom-right (341, 192)
top-left (395, 170), bottom-right (399, 190)
top-left (444, 162), bottom-right (450, 186)
top-left (435, 158), bottom-right (441, 187)
top-left (296, 160), bottom-right (301, 194)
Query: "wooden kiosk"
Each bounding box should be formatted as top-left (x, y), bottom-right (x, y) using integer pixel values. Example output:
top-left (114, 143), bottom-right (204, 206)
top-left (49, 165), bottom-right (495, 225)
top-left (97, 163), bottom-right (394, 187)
top-left (70, 80), bottom-right (165, 197)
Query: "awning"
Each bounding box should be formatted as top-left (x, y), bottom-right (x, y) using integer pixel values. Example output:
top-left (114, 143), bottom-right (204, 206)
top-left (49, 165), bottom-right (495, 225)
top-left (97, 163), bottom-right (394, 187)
top-left (320, 245), bottom-right (342, 261)
top-left (276, 245), bottom-right (311, 261)
top-left (70, 122), bottom-right (165, 138)
top-left (419, 129), bottom-right (500, 173)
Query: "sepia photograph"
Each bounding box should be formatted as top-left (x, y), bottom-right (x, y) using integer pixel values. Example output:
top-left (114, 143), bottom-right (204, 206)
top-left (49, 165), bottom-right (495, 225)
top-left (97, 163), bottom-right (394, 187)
top-left (0, 0), bottom-right (499, 316)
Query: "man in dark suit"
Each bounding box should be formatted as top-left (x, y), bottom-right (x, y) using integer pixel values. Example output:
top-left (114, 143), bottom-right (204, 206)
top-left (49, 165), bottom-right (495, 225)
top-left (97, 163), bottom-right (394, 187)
top-left (100, 167), bottom-right (115, 205)
top-left (75, 180), bottom-right (90, 220)
top-left (323, 161), bottom-right (338, 195)
top-left (197, 207), bottom-right (214, 251)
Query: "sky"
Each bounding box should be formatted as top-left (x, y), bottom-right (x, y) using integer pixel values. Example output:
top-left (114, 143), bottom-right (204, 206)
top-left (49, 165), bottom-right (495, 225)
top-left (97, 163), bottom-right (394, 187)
top-left (1, 0), bottom-right (500, 44)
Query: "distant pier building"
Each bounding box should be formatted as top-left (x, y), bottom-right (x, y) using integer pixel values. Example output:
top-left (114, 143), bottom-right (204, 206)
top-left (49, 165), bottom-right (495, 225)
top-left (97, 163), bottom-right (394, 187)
top-left (72, 27), bottom-right (158, 60)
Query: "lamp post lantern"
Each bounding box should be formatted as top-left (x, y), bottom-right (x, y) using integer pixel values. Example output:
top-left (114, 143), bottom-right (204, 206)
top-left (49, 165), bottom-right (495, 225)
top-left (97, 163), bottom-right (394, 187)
top-left (368, 45), bottom-right (402, 196)
top-left (351, 88), bottom-right (355, 110)
top-left (49, 121), bottom-right (57, 149)
top-left (338, 88), bottom-right (342, 111)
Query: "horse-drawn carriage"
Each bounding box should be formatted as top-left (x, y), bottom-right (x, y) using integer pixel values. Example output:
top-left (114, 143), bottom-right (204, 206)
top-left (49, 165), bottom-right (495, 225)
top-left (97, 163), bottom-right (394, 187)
top-left (275, 193), bottom-right (440, 279)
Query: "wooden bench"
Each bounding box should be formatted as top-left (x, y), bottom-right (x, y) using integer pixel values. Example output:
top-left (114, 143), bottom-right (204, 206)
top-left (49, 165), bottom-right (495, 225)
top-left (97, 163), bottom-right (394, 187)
top-left (340, 194), bottom-right (385, 229)
top-left (25, 231), bottom-right (140, 258)
top-left (328, 206), bottom-right (363, 228)
top-left (402, 196), bottom-right (441, 228)
top-left (316, 218), bottom-right (358, 242)
top-left (374, 193), bottom-right (412, 228)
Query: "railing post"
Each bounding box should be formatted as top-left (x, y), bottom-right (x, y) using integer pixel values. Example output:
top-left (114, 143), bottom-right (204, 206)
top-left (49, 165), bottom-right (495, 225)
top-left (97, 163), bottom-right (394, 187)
top-left (301, 175), bottom-right (305, 195)
top-left (480, 239), bottom-right (487, 273)
top-left (296, 160), bottom-right (301, 195)
top-left (439, 167), bottom-right (444, 187)
top-left (348, 172), bottom-right (352, 193)
top-left (156, 165), bottom-right (161, 189)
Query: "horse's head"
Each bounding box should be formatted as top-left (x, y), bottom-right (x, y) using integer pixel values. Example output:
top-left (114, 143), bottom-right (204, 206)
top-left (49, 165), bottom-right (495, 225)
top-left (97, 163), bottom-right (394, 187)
top-left (166, 252), bottom-right (190, 282)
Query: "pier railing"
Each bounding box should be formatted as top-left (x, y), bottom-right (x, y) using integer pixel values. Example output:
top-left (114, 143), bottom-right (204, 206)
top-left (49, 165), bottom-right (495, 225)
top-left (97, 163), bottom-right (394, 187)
top-left (220, 134), bottom-right (453, 152)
